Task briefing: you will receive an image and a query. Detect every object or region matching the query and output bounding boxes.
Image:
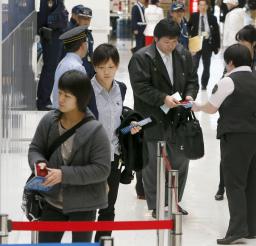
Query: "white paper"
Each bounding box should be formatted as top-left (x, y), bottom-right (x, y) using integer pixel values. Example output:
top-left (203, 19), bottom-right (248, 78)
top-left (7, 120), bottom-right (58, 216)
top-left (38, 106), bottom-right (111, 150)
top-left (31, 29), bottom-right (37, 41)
top-left (171, 92), bottom-right (182, 101)
top-left (160, 104), bottom-right (170, 114)
top-left (160, 92), bottom-right (182, 114)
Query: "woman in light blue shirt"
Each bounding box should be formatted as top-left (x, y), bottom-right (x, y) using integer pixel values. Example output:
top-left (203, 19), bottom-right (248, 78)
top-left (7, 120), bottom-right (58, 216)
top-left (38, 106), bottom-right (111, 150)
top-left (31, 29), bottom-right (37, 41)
top-left (88, 44), bottom-right (141, 242)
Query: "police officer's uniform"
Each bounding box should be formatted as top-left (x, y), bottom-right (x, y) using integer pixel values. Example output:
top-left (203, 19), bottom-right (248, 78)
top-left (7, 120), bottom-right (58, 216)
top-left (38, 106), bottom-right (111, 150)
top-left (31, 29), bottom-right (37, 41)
top-left (131, 1), bottom-right (146, 53)
top-left (51, 26), bottom-right (88, 108)
top-left (37, 0), bottom-right (68, 110)
top-left (67, 5), bottom-right (83, 30)
top-left (168, 3), bottom-right (189, 49)
top-left (62, 6), bottom-right (95, 78)
top-left (208, 66), bottom-right (256, 240)
top-left (77, 7), bottom-right (95, 79)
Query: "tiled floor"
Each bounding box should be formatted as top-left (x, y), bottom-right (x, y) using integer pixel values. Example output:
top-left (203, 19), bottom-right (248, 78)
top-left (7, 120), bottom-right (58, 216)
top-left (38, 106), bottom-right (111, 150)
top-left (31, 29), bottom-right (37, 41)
top-left (1, 43), bottom-right (255, 246)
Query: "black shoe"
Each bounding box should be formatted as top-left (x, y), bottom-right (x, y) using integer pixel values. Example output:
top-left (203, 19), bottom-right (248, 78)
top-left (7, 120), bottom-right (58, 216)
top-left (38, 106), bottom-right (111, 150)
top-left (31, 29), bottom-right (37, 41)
top-left (201, 86), bottom-right (207, 90)
top-left (152, 209), bottom-right (156, 219)
top-left (177, 205), bottom-right (188, 215)
top-left (245, 234), bottom-right (256, 239)
top-left (217, 234), bottom-right (247, 244)
top-left (137, 195), bottom-right (146, 200)
top-left (37, 104), bottom-right (52, 111)
top-left (215, 189), bottom-right (224, 201)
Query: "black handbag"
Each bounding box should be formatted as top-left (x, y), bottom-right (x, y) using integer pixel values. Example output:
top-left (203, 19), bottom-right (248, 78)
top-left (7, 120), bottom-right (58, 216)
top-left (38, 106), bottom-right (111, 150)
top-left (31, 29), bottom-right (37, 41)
top-left (175, 109), bottom-right (204, 160)
top-left (22, 116), bottom-right (93, 221)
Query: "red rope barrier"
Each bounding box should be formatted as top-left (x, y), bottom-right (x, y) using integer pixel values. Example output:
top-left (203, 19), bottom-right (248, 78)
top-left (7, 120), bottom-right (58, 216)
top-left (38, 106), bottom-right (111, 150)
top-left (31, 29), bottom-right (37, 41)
top-left (11, 220), bottom-right (173, 232)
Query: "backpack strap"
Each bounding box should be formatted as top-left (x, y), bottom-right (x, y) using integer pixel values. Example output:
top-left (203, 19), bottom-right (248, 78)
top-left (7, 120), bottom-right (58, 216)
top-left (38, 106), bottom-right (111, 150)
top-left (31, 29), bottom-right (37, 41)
top-left (117, 81), bottom-right (127, 102)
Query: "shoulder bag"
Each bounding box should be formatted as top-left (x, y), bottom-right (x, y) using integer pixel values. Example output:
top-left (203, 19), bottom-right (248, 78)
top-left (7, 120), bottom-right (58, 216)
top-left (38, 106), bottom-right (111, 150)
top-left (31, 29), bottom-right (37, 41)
top-left (22, 116), bottom-right (93, 221)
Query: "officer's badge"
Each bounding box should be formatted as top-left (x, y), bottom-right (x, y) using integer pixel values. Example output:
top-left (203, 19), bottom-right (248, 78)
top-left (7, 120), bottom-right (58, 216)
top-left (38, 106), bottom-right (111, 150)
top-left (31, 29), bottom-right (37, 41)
top-left (212, 84), bottom-right (218, 94)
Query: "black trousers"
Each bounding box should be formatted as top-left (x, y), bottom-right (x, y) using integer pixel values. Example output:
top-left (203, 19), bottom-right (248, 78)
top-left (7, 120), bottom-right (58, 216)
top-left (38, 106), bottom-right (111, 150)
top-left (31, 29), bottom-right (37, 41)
top-left (36, 36), bottom-right (62, 109)
top-left (142, 128), bottom-right (189, 210)
top-left (94, 155), bottom-right (121, 242)
top-left (192, 39), bottom-right (212, 88)
top-left (220, 133), bottom-right (256, 237)
top-left (218, 162), bottom-right (225, 192)
top-left (134, 33), bottom-right (145, 52)
top-left (135, 170), bottom-right (145, 196)
top-left (39, 203), bottom-right (96, 242)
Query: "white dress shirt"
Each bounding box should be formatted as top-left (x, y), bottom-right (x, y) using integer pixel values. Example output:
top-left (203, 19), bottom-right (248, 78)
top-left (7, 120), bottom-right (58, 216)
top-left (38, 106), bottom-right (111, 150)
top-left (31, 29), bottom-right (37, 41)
top-left (209, 66), bottom-right (252, 108)
top-left (156, 46), bottom-right (173, 84)
top-left (91, 76), bottom-right (123, 161)
top-left (199, 14), bottom-right (210, 38)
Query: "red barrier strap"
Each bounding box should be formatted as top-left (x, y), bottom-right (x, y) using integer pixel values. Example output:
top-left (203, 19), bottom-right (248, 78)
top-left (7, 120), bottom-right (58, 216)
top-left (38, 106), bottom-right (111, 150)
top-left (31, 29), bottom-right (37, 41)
top-left (11, 220), bottom-right (173, 232)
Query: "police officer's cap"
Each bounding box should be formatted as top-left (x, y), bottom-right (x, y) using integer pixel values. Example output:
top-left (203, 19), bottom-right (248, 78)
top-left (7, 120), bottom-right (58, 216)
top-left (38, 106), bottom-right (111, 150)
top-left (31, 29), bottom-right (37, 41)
top-left (72, 5), bottom-right (84, 15)
top-left (78, 7), bottom-right (93, 18)
top-left (59, 26), bottom-right (88, 45)
top-left (170, 2), bottom-right (185, 11)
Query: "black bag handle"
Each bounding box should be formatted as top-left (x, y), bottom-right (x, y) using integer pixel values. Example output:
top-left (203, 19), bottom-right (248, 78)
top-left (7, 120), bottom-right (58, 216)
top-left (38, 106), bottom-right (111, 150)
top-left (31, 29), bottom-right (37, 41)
top-left (45, 116), bottom-right (94, 160)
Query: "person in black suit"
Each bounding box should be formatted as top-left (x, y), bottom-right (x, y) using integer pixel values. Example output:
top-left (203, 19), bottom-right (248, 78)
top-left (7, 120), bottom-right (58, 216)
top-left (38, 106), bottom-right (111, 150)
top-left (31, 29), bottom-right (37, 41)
top-left (131, 0), bottom-right (147, 53)
top-left (128, 19), bottom-right (199, 218)
top-left (188, 0), bottom-right (220, 90)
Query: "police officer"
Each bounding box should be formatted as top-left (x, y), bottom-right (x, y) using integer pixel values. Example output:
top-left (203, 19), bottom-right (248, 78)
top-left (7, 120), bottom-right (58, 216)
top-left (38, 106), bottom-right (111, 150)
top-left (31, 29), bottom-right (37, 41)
top-left (168, 2), bottom-right (189, 49)
top-left (67, 4), bottom-right (83, 29)
top-left (131, 0), bottom-right (147, 53)
top-left (192, 44), bottom-right (256, 244)
top-left (51, 26), bottom-right (88, 108)
top-left (37, 0), bottom-right (68, 110)
top-left (62, 5), bottom-right (95, 79)
top-left (76, 6), bottom-right (95, 78)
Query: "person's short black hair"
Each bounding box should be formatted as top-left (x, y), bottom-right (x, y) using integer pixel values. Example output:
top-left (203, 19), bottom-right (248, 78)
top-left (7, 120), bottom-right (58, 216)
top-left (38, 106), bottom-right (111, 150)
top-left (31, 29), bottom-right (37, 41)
top-left (224, 43), bottom-right (252, 67)
top-left (58, 70), bottom-right (92, 111)
top-left (153, 18), bottom-right (180, 39)
top-left (235, 25), bottom-right (256, 44)
top-left (151, 0), bottom-right (159, 4)
top-left (92, 43), bottom-right (120, 67)
top-left (64, 38), bottom-right (86, 53)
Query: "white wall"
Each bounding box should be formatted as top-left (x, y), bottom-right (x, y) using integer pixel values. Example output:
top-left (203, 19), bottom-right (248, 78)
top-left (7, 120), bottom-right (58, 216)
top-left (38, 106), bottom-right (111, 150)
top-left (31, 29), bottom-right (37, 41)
top-left (35, 0), bottom-right (111, 47)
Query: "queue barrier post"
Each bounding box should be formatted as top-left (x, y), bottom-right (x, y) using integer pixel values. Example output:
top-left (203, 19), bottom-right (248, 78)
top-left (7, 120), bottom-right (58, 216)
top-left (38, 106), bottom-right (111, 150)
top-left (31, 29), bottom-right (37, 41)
top-left (99, 236), bottom-right (114, 246)
top-left (156, 141), bottom-right (166, 246)
top-left (156, 141), bottom-right (183, 246)
top-left (0, 214), bottom-right (9, 244)
top-left (31, 230), bottom-right (39, 244)
top-left (167, 166), bottom-right (182, 246)
top-left (170, 213), bottom-right (182, 246)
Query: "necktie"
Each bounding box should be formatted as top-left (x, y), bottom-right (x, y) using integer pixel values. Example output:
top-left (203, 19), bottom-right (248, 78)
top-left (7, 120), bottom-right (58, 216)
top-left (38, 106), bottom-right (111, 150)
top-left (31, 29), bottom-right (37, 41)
top-left (165, 55), bottom-right (173, 84)
top-left (201, 15), bottom-right (205, 33)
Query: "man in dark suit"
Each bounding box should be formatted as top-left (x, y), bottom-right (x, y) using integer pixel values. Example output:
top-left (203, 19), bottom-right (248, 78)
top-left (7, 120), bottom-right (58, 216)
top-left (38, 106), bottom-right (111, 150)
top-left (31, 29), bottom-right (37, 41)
top-left (188, 0), bottom-right (220, 90)
top-left (131, 0), bottom-right (147, 53)
top-left (128, 19), bottom-right (199, 218)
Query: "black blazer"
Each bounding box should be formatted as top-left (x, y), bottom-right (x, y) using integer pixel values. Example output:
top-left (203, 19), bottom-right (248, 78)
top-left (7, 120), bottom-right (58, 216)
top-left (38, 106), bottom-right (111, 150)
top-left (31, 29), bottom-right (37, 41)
top-left (128, 43), bottom-right (199, 140)
top-left (187, 12), bottom-right (220, 54)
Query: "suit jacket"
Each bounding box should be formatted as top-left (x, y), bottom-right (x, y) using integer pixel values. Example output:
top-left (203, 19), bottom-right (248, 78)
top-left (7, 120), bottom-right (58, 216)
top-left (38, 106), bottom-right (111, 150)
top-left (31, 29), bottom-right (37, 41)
top-left (128, 43), bottom-right (199, 140)
top-left (187, 12), bottom-right (220, 54)
top-left (131, 3), bottom-right (146, 34)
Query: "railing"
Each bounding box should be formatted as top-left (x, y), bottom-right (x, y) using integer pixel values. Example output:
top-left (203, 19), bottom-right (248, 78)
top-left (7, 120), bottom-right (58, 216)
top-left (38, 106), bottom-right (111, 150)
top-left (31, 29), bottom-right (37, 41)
top-left (156, 141), bottom-right (182, 246)
top-left (0, 141), bottom-right (182, 246)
